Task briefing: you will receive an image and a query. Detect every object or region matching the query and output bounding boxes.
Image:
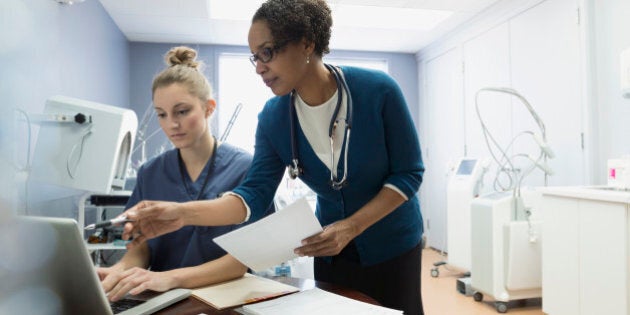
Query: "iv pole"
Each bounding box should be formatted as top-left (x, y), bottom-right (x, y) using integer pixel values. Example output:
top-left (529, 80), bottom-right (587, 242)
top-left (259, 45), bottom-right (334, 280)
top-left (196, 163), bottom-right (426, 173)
top-left (220, 103), bottom-right (243, 142)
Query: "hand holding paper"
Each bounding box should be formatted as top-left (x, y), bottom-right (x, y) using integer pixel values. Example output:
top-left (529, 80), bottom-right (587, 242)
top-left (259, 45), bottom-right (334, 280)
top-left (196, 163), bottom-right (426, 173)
top-left (213, 198), bottom-right (322, 272)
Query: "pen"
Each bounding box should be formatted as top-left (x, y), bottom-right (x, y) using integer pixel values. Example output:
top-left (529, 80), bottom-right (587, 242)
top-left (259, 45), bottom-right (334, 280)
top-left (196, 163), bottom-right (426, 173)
top-left (84, 215), bottom-right (133, 230)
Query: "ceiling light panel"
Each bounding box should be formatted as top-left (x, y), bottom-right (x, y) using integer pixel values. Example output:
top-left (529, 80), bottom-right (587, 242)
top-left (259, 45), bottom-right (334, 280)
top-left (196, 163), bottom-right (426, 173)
top-left (100, 0), bottom-right (209, 18)
top-left (207, 0), bottom-right (263, 20)
top-left (331, 4), bottom-right (452, 31)
top-left (405, 0), bottom-right (497, 12)
top-left (335, 0), bottom-right (408, 7)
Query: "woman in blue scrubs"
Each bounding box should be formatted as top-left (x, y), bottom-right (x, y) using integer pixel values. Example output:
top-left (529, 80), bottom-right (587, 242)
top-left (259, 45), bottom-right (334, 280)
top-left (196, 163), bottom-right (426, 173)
top-left (124, 1), bottom-right (425, 313)
top-left (97, 46), bottom-right (261, 302)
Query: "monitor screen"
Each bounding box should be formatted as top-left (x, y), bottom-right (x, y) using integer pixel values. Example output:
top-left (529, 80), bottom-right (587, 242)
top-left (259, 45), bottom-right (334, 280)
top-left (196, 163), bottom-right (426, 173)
top-left (456, 159), bottom-right (477, 175)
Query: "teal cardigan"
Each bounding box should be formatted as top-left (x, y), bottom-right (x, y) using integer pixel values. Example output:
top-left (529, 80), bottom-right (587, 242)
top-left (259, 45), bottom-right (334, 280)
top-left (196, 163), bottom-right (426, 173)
top-left (233, 66), bottom-right (424, 266)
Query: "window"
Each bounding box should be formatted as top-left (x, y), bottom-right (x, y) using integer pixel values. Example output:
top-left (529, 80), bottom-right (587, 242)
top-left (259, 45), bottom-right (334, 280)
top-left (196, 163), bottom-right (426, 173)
top-left (324, 57), bottom-right (388, 72)
top-left (217, 54), bottom-right (274, 153)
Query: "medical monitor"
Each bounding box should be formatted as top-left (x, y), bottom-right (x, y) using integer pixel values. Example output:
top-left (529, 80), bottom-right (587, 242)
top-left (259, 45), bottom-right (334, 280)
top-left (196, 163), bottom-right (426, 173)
top-left (29, 96), bottom-right (137, 194)
top-left (456, 159), bottom-right (477, 176)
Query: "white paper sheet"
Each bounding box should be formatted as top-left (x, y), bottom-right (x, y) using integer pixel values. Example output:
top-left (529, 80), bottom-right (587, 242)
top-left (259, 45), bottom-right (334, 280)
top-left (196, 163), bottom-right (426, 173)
top-left (240, 288), bottom-right (403, 315)
top-left (213, 198), bottom-right (323, 272)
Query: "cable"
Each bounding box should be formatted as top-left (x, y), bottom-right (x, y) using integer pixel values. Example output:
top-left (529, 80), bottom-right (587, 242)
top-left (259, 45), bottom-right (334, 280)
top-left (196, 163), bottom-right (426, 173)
top-left (13, 109), bottom-right (32, 171)
top-left (477, 87), bottom-right (552, 187)
top-left (532, 132), bottom-right (555, 158)
top-left (13, 108), bottom-right (32, 215)
top-left (475, 90), bottom-right (518, 192)
top-left (475, 87), bottom-right (554, 220)
top-left (491, 131), bottom-right (539, 192)
top-left (66, 126), bottom-right (93, 179)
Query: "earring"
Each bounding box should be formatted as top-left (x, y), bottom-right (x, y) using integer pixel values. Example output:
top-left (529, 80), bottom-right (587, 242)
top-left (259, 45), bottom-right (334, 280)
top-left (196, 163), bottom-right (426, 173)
top-left (306, 55), bottom-right (310, 64)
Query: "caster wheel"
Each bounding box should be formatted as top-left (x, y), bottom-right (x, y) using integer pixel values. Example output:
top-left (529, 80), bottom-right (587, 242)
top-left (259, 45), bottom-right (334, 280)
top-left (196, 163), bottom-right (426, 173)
top-left (495, 301), bottom-right (508, 313)
top-left (430, 268), bottom-right (439, 277)
top-left (473, 292), bottom-right (483, 302)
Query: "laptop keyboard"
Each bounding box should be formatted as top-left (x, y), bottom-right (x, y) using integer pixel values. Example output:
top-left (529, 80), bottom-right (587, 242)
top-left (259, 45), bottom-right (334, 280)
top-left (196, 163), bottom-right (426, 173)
top-left (110, 298), bottom-right (145, 314)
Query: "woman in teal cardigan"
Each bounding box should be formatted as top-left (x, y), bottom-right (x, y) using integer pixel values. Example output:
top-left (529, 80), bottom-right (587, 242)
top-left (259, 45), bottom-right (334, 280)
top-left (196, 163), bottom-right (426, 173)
top-left (124, 0), bottom-right (425, 313)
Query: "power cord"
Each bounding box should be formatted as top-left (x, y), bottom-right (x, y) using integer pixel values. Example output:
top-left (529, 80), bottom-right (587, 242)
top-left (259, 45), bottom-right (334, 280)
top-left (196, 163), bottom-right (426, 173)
top-left (66, 125), bottom-right (93, 179)
top-left (475, 87), bottom-right (554, 223)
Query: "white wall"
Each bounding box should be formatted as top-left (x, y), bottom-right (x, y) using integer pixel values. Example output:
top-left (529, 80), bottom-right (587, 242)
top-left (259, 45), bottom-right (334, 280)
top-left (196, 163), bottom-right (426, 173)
top-left (592, 0), bottom-right (630, 183)
top-left (416, 0), bottom-right (592, 251)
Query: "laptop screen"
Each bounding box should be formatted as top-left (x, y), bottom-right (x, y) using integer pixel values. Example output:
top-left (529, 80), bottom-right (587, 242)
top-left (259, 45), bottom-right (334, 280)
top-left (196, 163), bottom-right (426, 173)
top-left (0, 216), bottom-right (189, 315)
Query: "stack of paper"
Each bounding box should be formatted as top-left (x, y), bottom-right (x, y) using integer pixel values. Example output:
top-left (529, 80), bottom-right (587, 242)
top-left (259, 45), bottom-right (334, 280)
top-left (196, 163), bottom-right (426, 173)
top-left (239, 288), bottom-right (403, 315)
top-left (191, 273), bottom-right (299, 310)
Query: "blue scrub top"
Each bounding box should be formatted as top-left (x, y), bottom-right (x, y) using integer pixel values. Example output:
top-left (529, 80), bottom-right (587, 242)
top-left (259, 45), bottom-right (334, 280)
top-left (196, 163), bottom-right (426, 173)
top-left (126, 143), bottom-right (256, 271)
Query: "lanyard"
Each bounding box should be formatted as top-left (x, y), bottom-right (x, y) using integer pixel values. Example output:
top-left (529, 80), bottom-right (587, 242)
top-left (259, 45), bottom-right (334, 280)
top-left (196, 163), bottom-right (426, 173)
top-left (177, 136), bottom-right (217, 200)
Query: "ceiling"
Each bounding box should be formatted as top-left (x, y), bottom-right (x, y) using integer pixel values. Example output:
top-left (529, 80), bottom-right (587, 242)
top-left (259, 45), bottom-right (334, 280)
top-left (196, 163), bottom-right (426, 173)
top-left (99, 0), bottom-right (500, 54)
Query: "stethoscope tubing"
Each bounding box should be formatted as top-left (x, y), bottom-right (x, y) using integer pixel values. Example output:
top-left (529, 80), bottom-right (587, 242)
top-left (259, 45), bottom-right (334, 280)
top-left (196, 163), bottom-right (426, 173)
top-left (288, 64), bottom-right (352, 190)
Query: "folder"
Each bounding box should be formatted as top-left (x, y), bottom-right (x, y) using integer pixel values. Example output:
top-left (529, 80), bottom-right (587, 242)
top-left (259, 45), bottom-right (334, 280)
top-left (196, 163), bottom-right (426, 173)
top-left (191, 273), bottom-right (299, 310)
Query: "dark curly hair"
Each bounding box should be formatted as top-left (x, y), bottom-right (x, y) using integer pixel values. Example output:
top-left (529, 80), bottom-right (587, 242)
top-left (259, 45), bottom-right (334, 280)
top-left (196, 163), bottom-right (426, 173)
top-left (252, 0), bottom-right (332, 56)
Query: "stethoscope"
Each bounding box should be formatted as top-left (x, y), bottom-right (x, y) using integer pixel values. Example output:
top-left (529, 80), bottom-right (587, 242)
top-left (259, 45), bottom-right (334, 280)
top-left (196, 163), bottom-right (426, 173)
top-left (288, 63), bottom-right (353, 190)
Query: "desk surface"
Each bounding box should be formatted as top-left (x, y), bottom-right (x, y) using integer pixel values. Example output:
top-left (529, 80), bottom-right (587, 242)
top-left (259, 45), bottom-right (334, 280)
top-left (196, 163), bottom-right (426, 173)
top-left (154, 276), bottom-right (380, 315)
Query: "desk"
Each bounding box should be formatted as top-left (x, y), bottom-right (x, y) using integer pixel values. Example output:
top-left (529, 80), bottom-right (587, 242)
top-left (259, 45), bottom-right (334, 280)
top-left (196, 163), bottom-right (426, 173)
top-left (540, 186), bottom-right (630, 315)
top-left (154, 276), bottom-right (380, 315)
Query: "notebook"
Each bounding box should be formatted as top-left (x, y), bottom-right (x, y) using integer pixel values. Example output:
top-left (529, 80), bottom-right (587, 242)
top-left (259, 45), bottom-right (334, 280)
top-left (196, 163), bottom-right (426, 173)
top-left (191, 273), bottom-right (299, 310)
top-left (5, 216), bottom-right (190, 315)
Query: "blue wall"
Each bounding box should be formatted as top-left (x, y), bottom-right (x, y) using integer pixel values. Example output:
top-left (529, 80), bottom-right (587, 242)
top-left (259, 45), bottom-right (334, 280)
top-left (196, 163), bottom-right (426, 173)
top-left (1, 0), bottom-right (130, 114)
top-left (0, 0), bottom-right (129, 216)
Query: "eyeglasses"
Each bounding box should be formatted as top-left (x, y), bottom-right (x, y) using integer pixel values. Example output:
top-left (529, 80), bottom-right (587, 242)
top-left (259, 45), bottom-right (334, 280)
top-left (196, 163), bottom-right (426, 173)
top-left (249, 42), bottom-right (288, 66)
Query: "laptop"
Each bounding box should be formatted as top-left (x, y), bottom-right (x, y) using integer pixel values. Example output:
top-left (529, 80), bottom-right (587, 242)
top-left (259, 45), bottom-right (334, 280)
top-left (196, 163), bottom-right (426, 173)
top-left (3, 216), bottom-right (190, 315)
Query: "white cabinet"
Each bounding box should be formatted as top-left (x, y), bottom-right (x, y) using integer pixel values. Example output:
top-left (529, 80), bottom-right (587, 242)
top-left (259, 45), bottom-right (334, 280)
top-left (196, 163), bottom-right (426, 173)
top-left (541, 187), bottom-right (630, 315)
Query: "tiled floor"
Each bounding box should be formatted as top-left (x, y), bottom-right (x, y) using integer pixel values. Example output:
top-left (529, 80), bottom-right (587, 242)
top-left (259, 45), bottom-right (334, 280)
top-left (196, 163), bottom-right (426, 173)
top-left (422, 248), bottom-right (543, 315)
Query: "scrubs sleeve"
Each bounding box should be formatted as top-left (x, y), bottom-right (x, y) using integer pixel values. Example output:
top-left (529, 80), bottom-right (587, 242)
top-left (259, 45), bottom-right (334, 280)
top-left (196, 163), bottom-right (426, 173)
top-left (381, 75), bottom-right (424, 199)
top-left (232, 112), bottom-right (286, 221)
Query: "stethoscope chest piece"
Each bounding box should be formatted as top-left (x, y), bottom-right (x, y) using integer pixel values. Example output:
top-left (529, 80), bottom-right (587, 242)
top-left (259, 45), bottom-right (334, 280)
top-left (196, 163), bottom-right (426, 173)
top-left (330, 179), bottom-right (348, 190)
top-left (287, 158), bottom-right (303, 179)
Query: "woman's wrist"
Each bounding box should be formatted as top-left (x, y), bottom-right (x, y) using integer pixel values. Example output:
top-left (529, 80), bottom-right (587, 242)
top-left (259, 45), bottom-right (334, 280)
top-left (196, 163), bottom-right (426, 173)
top-left (180, 201), bottom-right (196, 226)
top-left (163, 269), bottom-right (182, 289)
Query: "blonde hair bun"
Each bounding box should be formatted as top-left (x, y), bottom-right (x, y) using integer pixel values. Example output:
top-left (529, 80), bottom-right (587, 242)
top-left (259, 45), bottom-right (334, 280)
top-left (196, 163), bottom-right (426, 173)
top-left (152, 45), bottom-right (211, 101)
top-left (165, 46), bottom-right (201, 70)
